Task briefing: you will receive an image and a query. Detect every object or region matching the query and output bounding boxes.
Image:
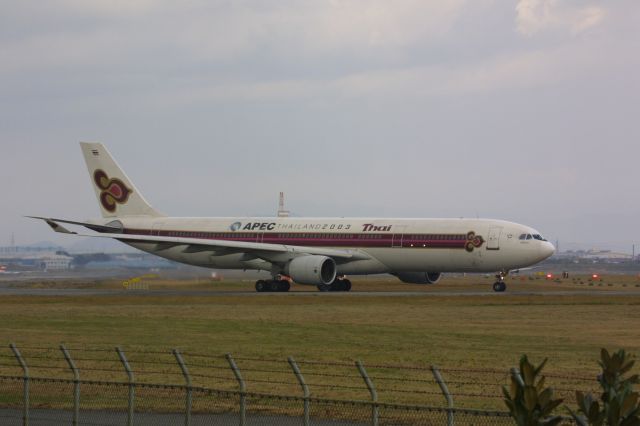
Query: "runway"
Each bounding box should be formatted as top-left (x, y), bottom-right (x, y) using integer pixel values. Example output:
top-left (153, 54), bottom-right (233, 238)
top-left (0, 283), bottom-right (639, 297)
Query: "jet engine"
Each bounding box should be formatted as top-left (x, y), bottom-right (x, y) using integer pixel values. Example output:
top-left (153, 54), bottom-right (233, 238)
top-left (394, 272), bottom-right (442, 284)
top-left (285, 255), bottom-right (337, 285)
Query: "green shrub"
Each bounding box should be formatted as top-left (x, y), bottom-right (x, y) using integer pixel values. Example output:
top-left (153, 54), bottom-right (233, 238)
top-left (503, 355), bottom-right (563, 425)
top-left (568, 349), bottom-right (640, 426)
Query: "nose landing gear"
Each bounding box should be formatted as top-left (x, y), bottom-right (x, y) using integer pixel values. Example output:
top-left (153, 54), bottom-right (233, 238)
top-left (492, 272), bottom-right (507, 292)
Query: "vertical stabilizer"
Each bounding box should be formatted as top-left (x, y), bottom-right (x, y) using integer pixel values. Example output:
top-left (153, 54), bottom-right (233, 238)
top-left (80, 142), bottom-right (163, 218)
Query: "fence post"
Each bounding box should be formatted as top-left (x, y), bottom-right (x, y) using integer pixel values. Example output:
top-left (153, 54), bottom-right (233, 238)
top-left (9, 343), bottom-right (29, 426)
top-left (173, 349), bottom-right (192, 426)
top-left (116, 347), bottom-right (135, 426)
top-left (225, 353), bottom-right (246, 426)
top-left (288, 357), bottom-right (310, 426)
top-left (431, 365), bottom-right (454, 426)
top-left (356, 361), bottom-right (378, 426)
top-left (510, 367), bottom-right (525, 386)
top-left (60, 345), bottom-right (80, 426)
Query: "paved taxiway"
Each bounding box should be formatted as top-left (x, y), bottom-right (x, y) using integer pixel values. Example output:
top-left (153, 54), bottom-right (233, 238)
top-left (0, 285), bottom-right (638, 297)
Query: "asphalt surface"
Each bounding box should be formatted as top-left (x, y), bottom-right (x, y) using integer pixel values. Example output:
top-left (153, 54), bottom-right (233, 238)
top-left (0, 282), bottom-right (639, 297)
top-left (0, 409), bottom-right (364, 426)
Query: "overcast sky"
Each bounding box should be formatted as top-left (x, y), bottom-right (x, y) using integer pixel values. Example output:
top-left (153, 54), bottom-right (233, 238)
top-left (1, 0), bottom-right (639, 252)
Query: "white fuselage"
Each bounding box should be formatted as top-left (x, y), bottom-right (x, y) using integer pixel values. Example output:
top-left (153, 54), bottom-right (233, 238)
top-left (104, 216), bottom-right (555, 276)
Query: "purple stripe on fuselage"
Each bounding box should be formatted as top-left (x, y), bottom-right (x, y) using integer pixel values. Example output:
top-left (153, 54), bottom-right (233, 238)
top-left (122, 228), bottom-right (470, 249)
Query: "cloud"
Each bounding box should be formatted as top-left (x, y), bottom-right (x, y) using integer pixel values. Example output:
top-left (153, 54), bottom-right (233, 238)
top-left (515, 0), bottom-right (605, 36)
top-left (146, 41), bottom-right (604, 107)
top-left (571, 6), bottom-right (606, 34)
top-left (291, 0), bottom-right (467, 50)
top-left (0, 1), bottom-right (468, 75)
top-left (0, 0), bottom-right (620, 112)
top-left (56, 0), bottom-right (158, 16)
top-left (1, 1), bottom-right (639, 249)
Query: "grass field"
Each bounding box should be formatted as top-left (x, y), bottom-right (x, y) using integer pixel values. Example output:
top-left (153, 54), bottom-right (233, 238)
top-left (1, 274), bottom-right (639, 410)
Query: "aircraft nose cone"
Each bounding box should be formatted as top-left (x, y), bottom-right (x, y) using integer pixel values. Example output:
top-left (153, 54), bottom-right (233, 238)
top-left (540, 242), bottom-right (555, 260)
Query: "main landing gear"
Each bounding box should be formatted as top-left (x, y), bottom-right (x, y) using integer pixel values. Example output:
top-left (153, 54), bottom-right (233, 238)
top-left (317, 277), bottom-right (352, 292)
top-left (255, 279), bottom-right (291, 293)
top-left (492, 272), bottom-right (507, 292)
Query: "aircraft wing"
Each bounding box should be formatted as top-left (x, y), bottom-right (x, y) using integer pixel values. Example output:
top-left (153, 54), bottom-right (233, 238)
top-left (29, 217), bottom-right (370, 262)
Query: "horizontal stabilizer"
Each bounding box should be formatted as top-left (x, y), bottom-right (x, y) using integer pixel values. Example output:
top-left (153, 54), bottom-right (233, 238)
top-left (26, 216), bottom-right (121, 234)
top-left (44, 219), bottom-right (76, 234)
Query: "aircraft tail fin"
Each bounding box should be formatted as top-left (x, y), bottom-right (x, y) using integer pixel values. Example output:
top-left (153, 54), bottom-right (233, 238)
top-left (80, 142), bottom-right (163, 218)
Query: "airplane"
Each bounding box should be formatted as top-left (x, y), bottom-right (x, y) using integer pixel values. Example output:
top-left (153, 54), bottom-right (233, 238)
top-left (0, 266), bottom-right (21, 275)
top-left (30, 142), bottom-right (555, 293)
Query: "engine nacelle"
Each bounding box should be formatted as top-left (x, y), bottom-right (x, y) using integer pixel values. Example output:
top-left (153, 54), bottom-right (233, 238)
top-left (286, 255), bottom-right (337, 285)
top-left (395, 272), bottom-right (442, 284)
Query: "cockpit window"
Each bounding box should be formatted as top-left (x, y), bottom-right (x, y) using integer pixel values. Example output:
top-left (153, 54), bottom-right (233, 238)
top-left (520, 232), bottom-right (547, 241)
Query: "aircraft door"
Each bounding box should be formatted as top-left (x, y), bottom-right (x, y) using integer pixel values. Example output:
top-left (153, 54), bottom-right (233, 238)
top-left (487, 226), bottom-right (502, 250)
top-left (391, 226), bottom-right (407, 248)
top-left (151, 222), bottom-right (164, 236)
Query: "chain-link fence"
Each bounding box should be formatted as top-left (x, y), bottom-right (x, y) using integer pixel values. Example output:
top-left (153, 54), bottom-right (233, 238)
top-left (0, 344), bottom-right (584, 425)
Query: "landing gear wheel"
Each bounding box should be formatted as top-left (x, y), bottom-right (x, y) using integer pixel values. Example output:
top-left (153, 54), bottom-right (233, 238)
top-left (255, 280), bottom-right (267, 292)
top-left (492, 281), bottom-right (506, 292)
top-left (331, 281), bottom-right (345, 291)
top-left (342, 279), bottom-right (352, 292)
top-left (268, 281), bottom-right (279, 292)
top-left (279, 280), bottom-right (291, 292)
top-left (317, 283), bottom-right (331, 292)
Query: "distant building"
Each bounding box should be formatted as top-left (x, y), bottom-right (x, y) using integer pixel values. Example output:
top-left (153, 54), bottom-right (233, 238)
top-left (40, 255), bottom-right (73, 271)
top-left (557, 249), bottom-right (633, 262)
top-left (0, 245), bottom-right (65, 256)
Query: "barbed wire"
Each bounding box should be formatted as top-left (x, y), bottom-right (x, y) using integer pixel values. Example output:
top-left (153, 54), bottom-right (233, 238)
top-left (438, 367), bottom-right (507, 374)
top-left (0, 344), bottom-right (610, 408)
top-left (227, 366), bottom-right (297, 375)
top-left (4, 346), bottom-right (600, 377)
top-left (14, 364), bottom-right (73, 371)
top-left (181, 351), bottom-right (228, 359)
top-left (306, 382), bottom-right (377, 392)
top-left (0, 357), bottom-right (509, 385)
top-left (188, 372), bottom-right (237, 382)
top-left (162, 361), bottom-right (228, 370)
top-left (0, 362), bottom-right (21, 368)
top-left (545, 373), bottom-right (597, 382)
top-left (244, 377), bottom-right (299, 386)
